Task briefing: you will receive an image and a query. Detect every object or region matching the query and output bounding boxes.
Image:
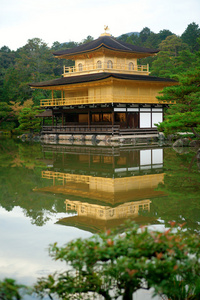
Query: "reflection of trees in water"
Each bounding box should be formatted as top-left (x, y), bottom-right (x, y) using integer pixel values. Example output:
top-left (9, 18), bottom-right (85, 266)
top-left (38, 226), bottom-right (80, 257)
top-left (1, 139), bottom-right (199, 230)
top-left (148, 148), bottom-right (200, 233)
top-left (0, 139), bottom-right (66, 226)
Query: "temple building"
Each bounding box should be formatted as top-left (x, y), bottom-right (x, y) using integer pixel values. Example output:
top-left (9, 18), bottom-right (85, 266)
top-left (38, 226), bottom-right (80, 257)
top-left (30, 29), bottom-right (177, 136)
top-left (35, 147), bottom-right (164, 232)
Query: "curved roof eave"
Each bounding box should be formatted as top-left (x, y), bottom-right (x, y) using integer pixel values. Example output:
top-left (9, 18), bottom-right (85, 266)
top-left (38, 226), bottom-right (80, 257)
top-left (29, 73), bottom-right (178, 89)
top-left (53, 36), bottom-right (159, 58)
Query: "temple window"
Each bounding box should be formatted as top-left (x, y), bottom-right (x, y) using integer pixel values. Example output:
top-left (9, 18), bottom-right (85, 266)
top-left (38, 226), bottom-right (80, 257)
top-left (78, 114), bottom-right (88, 123)
top-left (102, 113), bottom-right (111, 122)
top-left (128, 62), bottom-right (134, 70)
top-left (107, 60), bottom-right (113, 69)
top-left (96, 60), bottom-right (102, 69)
top-left (92, 114), bottom-right (100, 122)
top-left (92, 113), bottom-right (112, 122)
top-left (115, 113), bottom-right (126, 123)
top-left (99, 209), bottom-right (104, 217)
top-left (78, 63), bottom-right (83, 71)
top-left (109, 209), bottom-right (115, 217)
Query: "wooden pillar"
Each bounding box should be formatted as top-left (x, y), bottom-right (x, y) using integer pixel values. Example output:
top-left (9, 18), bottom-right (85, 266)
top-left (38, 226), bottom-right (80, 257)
top-left (52, 110), bottom-right (54, 126)
top-left (88, 111), bottom-right (91, 128)
top-left (112, 110), bottom-right (114, 126)
top-left (62, 113), bottom-right (64, 126)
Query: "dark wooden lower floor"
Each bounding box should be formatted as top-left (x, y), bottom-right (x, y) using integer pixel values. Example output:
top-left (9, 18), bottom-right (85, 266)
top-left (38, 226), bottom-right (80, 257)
top-left (39, 104), bottom-right (163, 135)
top-left (41, 125), bottom-right (158, 136)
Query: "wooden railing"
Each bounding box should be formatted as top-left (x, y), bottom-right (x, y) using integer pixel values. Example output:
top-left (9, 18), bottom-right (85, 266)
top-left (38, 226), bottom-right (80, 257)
top-left (63, 63), bottom-right (149, 76)
top-left (42, 171), bottom-right (115, 187)
top-left (42, 170), bottom-right (91, 184)
top-left (41, 125), bottom-right (120, 135)
top-left (40, 95), bottom-right (160, 107)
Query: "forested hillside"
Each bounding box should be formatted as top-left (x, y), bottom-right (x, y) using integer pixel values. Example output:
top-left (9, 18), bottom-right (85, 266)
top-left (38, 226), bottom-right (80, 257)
top-left (0, 22), bottom-right (200, 132)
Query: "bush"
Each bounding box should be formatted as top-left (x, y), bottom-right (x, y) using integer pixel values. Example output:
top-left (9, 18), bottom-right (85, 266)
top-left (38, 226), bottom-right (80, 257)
top-left (34, 221), bottom-right (200, 300)
top-left (0, 278), bottom-right (29, 300)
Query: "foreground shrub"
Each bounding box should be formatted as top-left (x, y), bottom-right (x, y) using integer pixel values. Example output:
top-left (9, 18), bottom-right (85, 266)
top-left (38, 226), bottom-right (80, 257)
top-left (0, 278), bottom-right (29, 300)
top-left (34, 221), bottom-right (200, 300)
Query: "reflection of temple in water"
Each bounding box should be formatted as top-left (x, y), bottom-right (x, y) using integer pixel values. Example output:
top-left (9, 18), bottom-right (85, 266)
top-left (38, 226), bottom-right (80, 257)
top-left (41, 171), bottom-right (163, 204)
top-left (37, 147), bottom-right (164, 232)
top-left (58, 199), bottom-right (152, 233)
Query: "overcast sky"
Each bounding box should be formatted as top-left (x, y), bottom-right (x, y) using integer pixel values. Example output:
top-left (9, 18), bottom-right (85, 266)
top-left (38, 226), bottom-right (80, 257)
top-left (1, 0), bottom-right (200, 50)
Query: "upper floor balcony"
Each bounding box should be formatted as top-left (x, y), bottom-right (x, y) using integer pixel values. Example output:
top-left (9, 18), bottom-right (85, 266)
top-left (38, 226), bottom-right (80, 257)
top-left (40, 94), bottom-right (166, 107)
top-left (63, 61), bottom-right (149, 77)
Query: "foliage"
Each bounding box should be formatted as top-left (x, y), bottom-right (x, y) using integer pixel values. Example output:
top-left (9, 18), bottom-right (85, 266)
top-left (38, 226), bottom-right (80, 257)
top-left (0, 139), bottom-right (66, 225)
top-left (181, 22), bottom-right (200, 52)
top-left (156, 68), bottom-right (200, 137)
top-left (17, 106), bottom-right (42, 133)
top-left (80, 35), bottom-right (94, 44)
top-left (0, 99), bottom-right (41, 131)
top-left (159, 35), bottom-right (188, 57)
top-left (150, 51), bottom-right (176, 77)
top-left (34, 222), bottom-right (200, 300)
top-left (0, 102), bottom-right (13, 127)
top-left (150, 40), bottom-right (197, 78)
top-left (10, 98), bottom-right (35, 118)
top-left (117, 27), bottom-right (173, 49)
top-left (149, 148), bottom-right (200, 233)
top-left (0, 278), bottom-right (29, 300)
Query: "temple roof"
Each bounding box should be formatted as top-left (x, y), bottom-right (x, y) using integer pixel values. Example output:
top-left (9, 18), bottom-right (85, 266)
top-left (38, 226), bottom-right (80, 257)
top-left (56, 215), bottom-right (158, 233)
top-left (53, 35), bottom-right (159, 58)
top-left (35, 110), bottom-right (53, 117)
top-left (30, 72), bottom-right (177, 88)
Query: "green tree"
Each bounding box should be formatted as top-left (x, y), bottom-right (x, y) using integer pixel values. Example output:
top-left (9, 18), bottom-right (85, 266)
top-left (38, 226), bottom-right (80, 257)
top-left (0, 46), bottom-right (15, 101)
top-left (151, 49), bottom-right (198, 78)
top-left (34, 222), bottom-right (200, 300)
top-left (156, 68), bottom-right (200, 138)
top-left (51, 41), bottom-right (76, 77)
top-left (158, 29), bottom-right (173, 41)
top-left (0, 278), bottom-right (29, 300)
top-left (17, 106), bottom-right (42, 133)
top-left (139, 27), bottom-right (152, 44)
top-left (117, 33), bottom-right (130, 43)
top-left (126, 33), bottom-right (140, 46)
top-left (1, 38), bottom-right (55, 106)
top-left (159, 35), bottom-right (188, 57)
top-left (150, 51), bottom-right (176, 77)
top-left (81, 35), bottom-right (94, 44)
top-left (174, 49), bottom-right (197, 72)
top-left (0, 102), bottom-right (12, 126)
top-left (150, 34), bottom-right (199, 77)
top-left (181, 22), bottom-right (200, 52)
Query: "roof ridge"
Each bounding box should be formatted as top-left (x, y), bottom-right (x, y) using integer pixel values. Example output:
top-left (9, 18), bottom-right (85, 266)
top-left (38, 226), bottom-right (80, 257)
top-left (53, 34), bottom-right (159, 57)
top-left (108, 36), bottom-right (133, 51)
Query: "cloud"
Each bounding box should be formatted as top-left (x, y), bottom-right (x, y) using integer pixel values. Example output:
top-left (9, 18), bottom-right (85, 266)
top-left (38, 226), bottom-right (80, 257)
top-left (0, 0), bottom-right (200, 50)
top-left (0, 206), bottom-right (92, 285)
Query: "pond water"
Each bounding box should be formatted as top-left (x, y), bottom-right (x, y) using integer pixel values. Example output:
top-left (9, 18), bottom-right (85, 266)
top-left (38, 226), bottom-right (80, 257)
top-left (0, 138), bottom-right (199, 298)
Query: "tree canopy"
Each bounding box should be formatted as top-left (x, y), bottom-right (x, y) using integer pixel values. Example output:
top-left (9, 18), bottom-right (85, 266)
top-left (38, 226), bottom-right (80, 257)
top-left (34, 222), bottom-right (200, 300)
top-left (156, 68), bottom-right (200, 138)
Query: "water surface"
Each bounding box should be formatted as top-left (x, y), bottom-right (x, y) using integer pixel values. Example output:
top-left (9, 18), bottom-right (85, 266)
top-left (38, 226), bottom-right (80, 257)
top-left (0, 138), bottom-right (199, 290)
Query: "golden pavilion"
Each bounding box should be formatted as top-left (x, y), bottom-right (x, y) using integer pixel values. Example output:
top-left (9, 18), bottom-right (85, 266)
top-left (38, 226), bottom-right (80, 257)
top-left (30, 29), bottom-right (177, 137)
top-left (35, 146), bottom-right (164, 232)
